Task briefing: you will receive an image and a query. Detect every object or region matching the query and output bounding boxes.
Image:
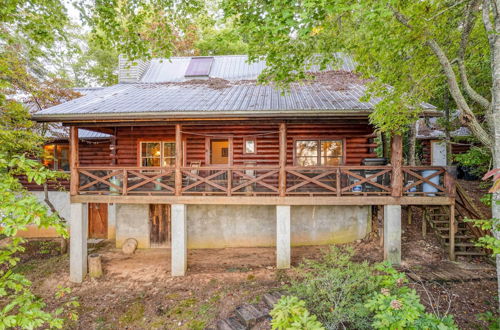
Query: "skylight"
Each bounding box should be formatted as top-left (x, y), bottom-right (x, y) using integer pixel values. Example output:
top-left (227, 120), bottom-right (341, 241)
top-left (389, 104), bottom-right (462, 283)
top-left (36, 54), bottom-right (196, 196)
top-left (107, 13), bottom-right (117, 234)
top-left (185, 57), bottom-right (214, 77)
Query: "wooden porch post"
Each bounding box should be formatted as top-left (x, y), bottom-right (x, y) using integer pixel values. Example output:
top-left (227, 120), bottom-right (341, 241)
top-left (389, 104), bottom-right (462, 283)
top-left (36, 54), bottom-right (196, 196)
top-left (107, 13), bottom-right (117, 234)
top-left (449, 203), bottom-right (456, 261)
top-left (175, 124), bottom-right (183, 196)
top-left (279, 123), bottom-right (287, 197)
top-left (390, 134), bottom-right (403, 197)
top-left (70, 126), bottom-right (79, 196)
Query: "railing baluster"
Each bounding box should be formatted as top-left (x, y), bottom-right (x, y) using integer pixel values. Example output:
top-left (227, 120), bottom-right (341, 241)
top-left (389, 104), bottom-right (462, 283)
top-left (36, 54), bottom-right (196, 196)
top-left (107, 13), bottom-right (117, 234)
top-left (336, 168), bottom-right (341, 197)
top-left (227, 169), bottom-right (232, 196)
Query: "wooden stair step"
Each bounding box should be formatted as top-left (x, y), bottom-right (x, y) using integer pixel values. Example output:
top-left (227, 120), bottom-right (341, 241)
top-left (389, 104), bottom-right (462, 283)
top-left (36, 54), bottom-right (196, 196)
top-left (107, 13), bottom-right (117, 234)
top-left (455, 251), bottom-right (486, 256)
top-left (445, 242), bottom-right (478, 247)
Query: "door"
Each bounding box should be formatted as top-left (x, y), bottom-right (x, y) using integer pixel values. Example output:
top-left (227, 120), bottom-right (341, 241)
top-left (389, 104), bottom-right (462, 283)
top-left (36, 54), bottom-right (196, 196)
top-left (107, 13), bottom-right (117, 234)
top-left (88, 203), bottom-right (108, 239)
top-left (149, 204), bottom-right (171, 247)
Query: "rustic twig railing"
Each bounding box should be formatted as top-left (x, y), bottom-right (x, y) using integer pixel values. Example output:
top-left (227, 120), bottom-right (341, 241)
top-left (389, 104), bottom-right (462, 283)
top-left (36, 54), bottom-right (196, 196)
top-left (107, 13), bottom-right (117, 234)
top-left (75, 165), bottom-right (454, 198)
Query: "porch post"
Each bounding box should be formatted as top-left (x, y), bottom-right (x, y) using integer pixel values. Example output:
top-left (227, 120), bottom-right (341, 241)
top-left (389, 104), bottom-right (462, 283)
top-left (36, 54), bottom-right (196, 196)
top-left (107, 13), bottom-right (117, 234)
top-left (390, 134), bottom-right (403, 197)
top-left (70, 126), bottom-right (79, 196)
top-left (69, 202), bottom-right (88, 283)
top-left (175, 124), bottom-right (183, 196)
top-left (276, 205), bottom-right (291, 269)
top-left (279, 123), bottom-right (287, 197)
top-left (383, 204), bottom-right (401, 265)
top-left (171, 204), bottom-right (187, 276)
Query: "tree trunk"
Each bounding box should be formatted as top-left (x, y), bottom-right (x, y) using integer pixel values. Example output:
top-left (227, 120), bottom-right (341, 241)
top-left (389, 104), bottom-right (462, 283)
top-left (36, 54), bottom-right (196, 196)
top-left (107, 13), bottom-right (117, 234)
top-left (408, 122), bottom-right (416, 166)
top-left (491, 27), bottom-right (500, 311)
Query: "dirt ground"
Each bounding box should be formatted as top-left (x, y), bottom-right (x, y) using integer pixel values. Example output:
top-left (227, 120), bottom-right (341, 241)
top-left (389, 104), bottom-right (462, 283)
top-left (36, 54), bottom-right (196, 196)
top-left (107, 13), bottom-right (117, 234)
top-left (9, 181), bottom-right (498, 329)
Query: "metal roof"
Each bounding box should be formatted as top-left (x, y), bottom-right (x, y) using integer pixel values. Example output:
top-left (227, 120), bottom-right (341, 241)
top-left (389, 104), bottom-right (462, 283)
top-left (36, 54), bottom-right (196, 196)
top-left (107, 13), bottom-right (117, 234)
top-left (140, 54), bottom-right (356, 83)
top-left (45, 126), bottom-right (111, 140)
top-left (33, 55), bottom-right (436, 121)
top-left (416, 117), bottom-right (471, 140)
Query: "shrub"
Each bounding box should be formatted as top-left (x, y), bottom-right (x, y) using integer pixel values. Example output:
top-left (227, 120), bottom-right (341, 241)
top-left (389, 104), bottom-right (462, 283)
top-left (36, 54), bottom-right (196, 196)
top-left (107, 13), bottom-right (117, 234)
top-left (365, 264), bottom-right (457, 330)
top-left (286, 246), bottom-right (378, 329)
top-left (270, 296), bottom-right (324, 330)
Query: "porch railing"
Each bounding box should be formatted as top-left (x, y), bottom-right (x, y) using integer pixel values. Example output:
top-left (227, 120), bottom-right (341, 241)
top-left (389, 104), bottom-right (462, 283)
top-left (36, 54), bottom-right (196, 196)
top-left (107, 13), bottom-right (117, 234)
top-left (75, 165), bottom-right (454, 198)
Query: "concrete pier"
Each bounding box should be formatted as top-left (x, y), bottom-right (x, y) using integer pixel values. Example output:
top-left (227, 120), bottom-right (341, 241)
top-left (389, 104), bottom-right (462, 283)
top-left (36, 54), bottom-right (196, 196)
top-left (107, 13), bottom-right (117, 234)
top-left (384, 205), bottom-right (401, 265)
top-left (69, 203), bottom-right (88, 283)
top-left (276, 205), bottom-right (291, 269)
top-left (171, 204), bottom-right (187, 276)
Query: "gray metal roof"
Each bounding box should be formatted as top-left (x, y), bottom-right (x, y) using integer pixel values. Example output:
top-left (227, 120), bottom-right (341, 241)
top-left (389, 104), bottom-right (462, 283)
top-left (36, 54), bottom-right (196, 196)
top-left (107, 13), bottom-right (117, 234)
top-left (416, 116), bottom-right (471, 140)
top-left (46, 126), bottom-right (111, 140)
top-left (33, 55), bottom-right (436, 121)
top-left (140, 54), bottom-right (356, 83)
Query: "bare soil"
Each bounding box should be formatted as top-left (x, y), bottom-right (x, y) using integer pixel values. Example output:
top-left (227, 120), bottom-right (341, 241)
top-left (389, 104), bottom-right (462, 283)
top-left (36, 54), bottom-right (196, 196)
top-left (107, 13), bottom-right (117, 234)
top-left (9, 180), bottom-right (498, 329)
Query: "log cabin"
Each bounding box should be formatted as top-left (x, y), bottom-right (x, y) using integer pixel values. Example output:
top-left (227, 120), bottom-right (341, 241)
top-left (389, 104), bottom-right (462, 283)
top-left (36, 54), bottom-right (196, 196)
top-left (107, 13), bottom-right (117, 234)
top-left (32, 55), bottom-right (456, 282)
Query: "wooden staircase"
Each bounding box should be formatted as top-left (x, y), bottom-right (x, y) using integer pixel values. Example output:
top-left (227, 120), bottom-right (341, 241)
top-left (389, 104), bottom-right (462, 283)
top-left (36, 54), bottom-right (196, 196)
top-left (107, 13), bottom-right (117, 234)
top-left (422, 183), bottom-right (490, 259)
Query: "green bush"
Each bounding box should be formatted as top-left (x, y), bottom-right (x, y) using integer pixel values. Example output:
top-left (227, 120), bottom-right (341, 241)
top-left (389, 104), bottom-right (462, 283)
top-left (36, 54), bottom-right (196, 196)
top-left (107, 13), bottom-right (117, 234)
top-left (270, 296), bottom-right (324, 330)
top-left (286, 246), bottom-right (378, 329)
top-left (365, 264), bottom-right (457, 330)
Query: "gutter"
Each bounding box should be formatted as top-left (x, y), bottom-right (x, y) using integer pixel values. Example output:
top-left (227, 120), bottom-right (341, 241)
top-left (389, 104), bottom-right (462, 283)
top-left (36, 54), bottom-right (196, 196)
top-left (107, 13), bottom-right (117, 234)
top-left (32, 108), bottom-right (441, 123)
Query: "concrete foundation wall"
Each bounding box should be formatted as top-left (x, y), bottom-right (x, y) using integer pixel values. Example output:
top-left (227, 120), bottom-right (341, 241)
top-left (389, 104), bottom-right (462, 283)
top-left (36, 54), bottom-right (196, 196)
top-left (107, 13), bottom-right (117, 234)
top-left (187, 205), bottom-right (371, 248)
top-left (112, 204), bottom-right (371, 250)
top-left (115, 204), bottom-right (150, 248)
top-left (17, 191), bottom-right (70, 238)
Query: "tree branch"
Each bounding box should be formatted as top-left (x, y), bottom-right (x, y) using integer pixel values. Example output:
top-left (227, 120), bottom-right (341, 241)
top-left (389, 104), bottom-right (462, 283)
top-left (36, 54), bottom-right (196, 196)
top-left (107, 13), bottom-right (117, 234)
top-left (483, 0), bottom-right (495, 47)
top-left (390, 6), bottom-right (494, 149)
top-left (458, 0), bottom-right (491, 109)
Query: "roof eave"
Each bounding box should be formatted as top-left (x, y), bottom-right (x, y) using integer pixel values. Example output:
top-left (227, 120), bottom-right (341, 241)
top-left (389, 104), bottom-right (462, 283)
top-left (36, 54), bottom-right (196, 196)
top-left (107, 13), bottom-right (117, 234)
top-left (32, 108), bottom-right (440, 123)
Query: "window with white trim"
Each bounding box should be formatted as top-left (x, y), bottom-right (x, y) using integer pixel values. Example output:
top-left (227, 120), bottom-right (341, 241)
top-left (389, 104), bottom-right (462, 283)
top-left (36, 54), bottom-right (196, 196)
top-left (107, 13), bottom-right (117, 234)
top-left (295, 139), bottom-right (343, 166)
top-left (140, 141), bottom-right (176, 167)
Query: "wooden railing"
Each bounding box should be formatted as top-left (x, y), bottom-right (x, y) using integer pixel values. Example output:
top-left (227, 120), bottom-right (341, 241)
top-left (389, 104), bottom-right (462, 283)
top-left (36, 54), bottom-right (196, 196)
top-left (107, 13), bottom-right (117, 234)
top-left (75, 165), bottom-right (454, 198)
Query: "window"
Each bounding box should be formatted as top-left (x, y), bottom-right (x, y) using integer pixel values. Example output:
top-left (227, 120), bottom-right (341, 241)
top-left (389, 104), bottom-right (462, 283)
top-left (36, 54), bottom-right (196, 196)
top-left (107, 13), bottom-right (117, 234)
top-left (43, 144), bottom-right (70, 171)
top-left (209, 139), bottom-right (230, 165)
top-left (140, 141), bottom-right (176, 167)
top-left (243, 138), bottom-right (256, 154)
top-left (295, 139), bottom-right (343, 166)
top-left (185, 57), bottom-right (214, 77)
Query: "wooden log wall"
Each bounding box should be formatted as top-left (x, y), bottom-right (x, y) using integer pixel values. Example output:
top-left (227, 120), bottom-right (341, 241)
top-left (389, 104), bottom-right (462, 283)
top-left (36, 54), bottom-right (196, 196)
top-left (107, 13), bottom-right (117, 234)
top-left (112, 120), bottom-right (376, 167)
top-left (20, 140), bottom-right (111, 191)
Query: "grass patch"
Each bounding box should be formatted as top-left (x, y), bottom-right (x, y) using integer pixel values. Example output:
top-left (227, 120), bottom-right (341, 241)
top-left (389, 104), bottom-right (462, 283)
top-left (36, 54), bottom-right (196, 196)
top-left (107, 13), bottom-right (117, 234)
top-left (119, 301), bottom-right (145, 324)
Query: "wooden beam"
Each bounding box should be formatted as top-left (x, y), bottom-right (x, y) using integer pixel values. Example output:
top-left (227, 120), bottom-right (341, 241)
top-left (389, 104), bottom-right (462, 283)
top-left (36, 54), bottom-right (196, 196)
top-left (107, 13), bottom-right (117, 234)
top-left (71, 195), bottom-right (454, 206)
top-left (279, 122), bottom-right (287, 197)
top-left (449, 204), bottom-right (456, 261)
top-left (391, 134), bottom-right (403, 197)
top-left (70, 126), bottom-right (79, 196)
top-left (175, 124), bottom-right (183, 196)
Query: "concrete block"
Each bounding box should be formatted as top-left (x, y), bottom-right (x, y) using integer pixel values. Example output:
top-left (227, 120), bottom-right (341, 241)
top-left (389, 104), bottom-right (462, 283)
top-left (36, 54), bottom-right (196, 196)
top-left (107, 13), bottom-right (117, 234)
top-left (107, 203), bottom-right (117, 240)
top-left (69, 203), bottom-right (88, 283)
top-left (216, 317), bottom-right (246, 330)
top-left (384, 205), bottom-right (401, 265)
top-left (276, 205), bottom-right (291, 269)
top-left (171, 204), bottom-right (187, 276)
top-left (234, 303), bottom-right (266, 328)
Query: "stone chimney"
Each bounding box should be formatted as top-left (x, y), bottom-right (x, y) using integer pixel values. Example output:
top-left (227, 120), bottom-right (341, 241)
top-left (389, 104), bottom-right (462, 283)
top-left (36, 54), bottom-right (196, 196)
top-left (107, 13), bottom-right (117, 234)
top-left (118, 55), bottom-right (150, 83)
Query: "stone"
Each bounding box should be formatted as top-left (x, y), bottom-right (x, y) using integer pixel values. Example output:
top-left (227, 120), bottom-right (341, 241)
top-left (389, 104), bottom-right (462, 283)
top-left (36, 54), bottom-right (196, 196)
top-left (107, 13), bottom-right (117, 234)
top-left (122, 238), bottom-right (138, 254)
top-left (262, 293), bottom-right (280, 309)
top-left (216, 317), bottom-right (246, 330)
top-left (234, 303), bottom-right (266, 328)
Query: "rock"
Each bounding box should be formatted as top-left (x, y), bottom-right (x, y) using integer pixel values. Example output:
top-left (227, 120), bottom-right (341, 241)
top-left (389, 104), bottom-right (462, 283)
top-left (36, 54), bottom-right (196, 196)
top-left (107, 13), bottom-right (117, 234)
top-left (262, 293), bottom-right (280, 308)
top-left (122, 238), bottom-right (138, 254)
top-left (217, 317), bottom-right (246, 330)
top-left (234, 303), bottom-right (266, 328)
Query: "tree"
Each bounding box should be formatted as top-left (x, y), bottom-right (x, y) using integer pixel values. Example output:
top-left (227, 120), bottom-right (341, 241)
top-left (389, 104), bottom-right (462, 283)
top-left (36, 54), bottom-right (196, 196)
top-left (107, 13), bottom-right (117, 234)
top-left (0, 0), bottom-right (82, 326)
top-left (221, 0), bottom-right (498, 306)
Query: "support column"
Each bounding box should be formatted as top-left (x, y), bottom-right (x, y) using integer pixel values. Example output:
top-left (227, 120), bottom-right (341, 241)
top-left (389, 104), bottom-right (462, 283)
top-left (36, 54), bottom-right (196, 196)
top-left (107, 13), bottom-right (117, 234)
top-left (69, 126), bottom-right (79, 196)
top-left (278, 123), bottom-right (287, 197)
top-left (107, 203), bottom-right (117, 240)
top-left (175, 124), bottom-right (183, 196)
top-left (70, 202), bottom-right (88, 283)
top-left (383, 205), bottom-right (401, 265)
top-left (390, 134), bottom-right (403, 197)
top-left (276, 205), bottom-right (291, 269)
top-left (171, 204), bottom-right (187, 276)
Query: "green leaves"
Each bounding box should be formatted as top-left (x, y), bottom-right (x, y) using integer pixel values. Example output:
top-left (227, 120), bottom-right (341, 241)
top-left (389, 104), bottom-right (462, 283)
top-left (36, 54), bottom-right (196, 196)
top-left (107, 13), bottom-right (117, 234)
top-left (270, 296), bottom-right (324, 330)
